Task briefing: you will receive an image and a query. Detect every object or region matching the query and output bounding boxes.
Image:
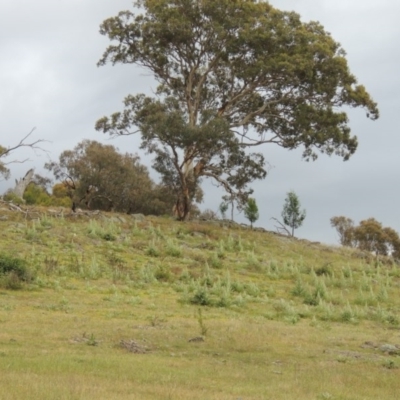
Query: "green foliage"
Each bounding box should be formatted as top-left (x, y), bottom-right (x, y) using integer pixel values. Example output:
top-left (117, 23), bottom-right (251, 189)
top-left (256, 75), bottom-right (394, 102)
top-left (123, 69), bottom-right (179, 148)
top-left (244, 198), bottom-right (259, 228)
top-left (354, 219), bottom-right (400, 258)
top-left (96, 0), bottom-right (378, 220)
top-left (165, 239), bottom-right (182, 258)
top-left (315, 264), bottom-right (333, 277)
top-left (45, 140), bottom-right (175, 215)
top-left (85, 333), bottom-right (99, 347)
top-left (87, 220), bottom-right (119, 242)
top-left (382, 360), bottom-right (398, 370)
top-left (330, 216), bottom-right (400, 259)
top-left (0, 253), bottom-right (32, 289)
top-left (0, 145), bottom-right (11, 179)
top-left (330, 216), bottom-right (354, 246)
top-left (10, 180), bottom-right (72, 208)
top-left (154, 265), bottom-right (172, 282)
top-left (219, 202), bottom-right (229, 219)
top-left (23, 184), bottom-right (51, 206)
top-left (146, 241), bottom-right (160, 257)
top-left (3, 191), bottom-right (25, 205)
top-left (190, 287), bottom-right (211, 306)
top-left (281, 191), bottom-right (306, 237)
top-left (196, 308), bottom-right (208, 336)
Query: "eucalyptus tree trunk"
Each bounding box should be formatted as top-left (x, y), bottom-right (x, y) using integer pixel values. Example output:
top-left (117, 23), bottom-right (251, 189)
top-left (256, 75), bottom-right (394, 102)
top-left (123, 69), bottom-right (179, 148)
top-left (174, 168), bottom-right (195, 221)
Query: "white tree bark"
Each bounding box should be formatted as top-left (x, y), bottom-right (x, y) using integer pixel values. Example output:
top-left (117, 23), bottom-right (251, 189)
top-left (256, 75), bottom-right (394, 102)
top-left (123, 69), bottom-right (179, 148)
top-left (12, 169), bottom-right (34, 199)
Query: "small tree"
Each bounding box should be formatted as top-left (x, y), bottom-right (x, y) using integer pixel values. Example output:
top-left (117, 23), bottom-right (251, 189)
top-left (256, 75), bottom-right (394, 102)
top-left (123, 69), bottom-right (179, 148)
top-left (353, 218), bottom-right (400, 258)
top-left (281, 191), bottom-right (306, 237)
top-left (330, 216), bottom-right (355, 246)
top-left (45, 140), bottom-right (175, 215)
top-left (244, 198), bottom-right (259, 229)
top-left (330, 216), bottom-right (400, 259)
top-left (219, 202), bottom-right (228, 219)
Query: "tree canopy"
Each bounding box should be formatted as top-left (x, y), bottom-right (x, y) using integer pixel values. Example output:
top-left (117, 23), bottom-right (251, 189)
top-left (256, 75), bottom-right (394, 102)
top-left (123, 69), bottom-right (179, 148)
top-left (281, 191), bottom-right (306, 237)
top-left (244, 198), bottom-right (259, 228)
top-left (96, 0), bottom-right (379, 220)
top-left (331, 216), bottom-right (400, 259)
top-left (45, 140), bottom-right (175, 215)
top-left (330, 216), bottom-right (354, 246)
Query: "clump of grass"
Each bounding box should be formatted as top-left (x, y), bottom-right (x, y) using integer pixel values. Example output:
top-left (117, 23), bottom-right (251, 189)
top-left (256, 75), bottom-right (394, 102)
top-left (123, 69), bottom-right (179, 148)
top-left (340, 302), bottom-right (358, 323)
top-left (244, 282), bottom-right (261, 297)
top-left (149, 224), bottom-right (164, 239)
top-left (266, 260), bottom-right (280, 279)
top-left (175, 227), bottom-right (186, 239)
top-left (154, 264), bottom-right (172, 282)
top-left (131, 220), bottom-right (142, 236)
top-left (190, 287), bottom-right (212, 306)
top-left (272, 298), bottom-right (300, 324)
top-left (298, 278), bottom-right (328, 307)
top-left (165, 239), bottom-right (182, 258)
top-left (342, 265), bottom-right (353, 280)
top-left (354, 287), bottom-right (378, 307)
top-left (0, 253), bottom-right (33, 289)
top-left (246, 251), bottom-right (261, 271)
top-left (291, 278), bottom-right (307, 297)
top-left (223, 234), bottom-right (244, 253)
top-left (87, 220), bottom-right (118, 241)
top-left (384, 313), bottom-right (399, 326)
top-left (224, 235), bottom-right (235, 252)
top-left (315, 263), bottom-right (333, 276)
top-left (197, 308), bottom-right (208, 336)
top-left (86, 333), bottom-right (99, 346)
top-left (139, 263), bottom-right (157, 284)
top-left (39, 214), bottom-right (53, 228)
top-left (146, 240), bottom-right (160, 257)
top-left (377, 286), bottom-right (389, 302)
top-left (217, 241), bottom-right (225, 259)
top-left (25, 222), bottom-right (40, 242)
top-left (208, 254), bottom-right (223, 269)
top-left (78, 256), bottom-right (103, 280)
top-left (179, 270), bottom-right (252, 308)
top-left (316, 300), bottom-right (334, 321)
top-left (231, 281), bottom-right (245, 293)
top-left (382, 359), bottom-right (398, 370)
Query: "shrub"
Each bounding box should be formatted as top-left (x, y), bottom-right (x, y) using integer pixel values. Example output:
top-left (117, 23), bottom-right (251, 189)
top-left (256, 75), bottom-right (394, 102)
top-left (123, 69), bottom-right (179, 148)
top-left (0, 253), bottom-right (33, 289)
top-left (190, 287), bottom-right (212, 306)
top-left (146, 242), bottom-right (160, 257)
top-left (165, 239), bottom-right (182, 258)
top-left (3, 191), bottom-right (25, 205)
top-left (154, 265), bottom-right (172, 282)
top-left (315, 264), bottom-right (333, 276)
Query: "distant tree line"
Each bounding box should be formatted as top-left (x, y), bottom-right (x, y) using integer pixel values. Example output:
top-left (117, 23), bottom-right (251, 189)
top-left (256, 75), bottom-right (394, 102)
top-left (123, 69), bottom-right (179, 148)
top-left (331, 216), bottom-right (400, 259)
top-left (4, 140), bottom-right (178, 216)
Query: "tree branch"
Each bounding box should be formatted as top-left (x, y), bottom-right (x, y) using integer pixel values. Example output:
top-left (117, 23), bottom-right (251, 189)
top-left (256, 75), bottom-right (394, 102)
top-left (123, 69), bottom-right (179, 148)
top-left (0, 128), bottom-right (49, 158)
top-left (271, 217), bottom-right (291, 236)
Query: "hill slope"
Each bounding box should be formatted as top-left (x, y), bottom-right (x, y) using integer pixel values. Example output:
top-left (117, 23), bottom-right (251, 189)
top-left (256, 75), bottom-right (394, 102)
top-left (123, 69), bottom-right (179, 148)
top-left (0, 205), bottom-right (399, 399)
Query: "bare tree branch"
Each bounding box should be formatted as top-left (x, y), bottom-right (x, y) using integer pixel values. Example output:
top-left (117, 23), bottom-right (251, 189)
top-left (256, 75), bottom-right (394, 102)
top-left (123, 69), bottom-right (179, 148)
top-left (0, 128), bottom-right (50, 183)
top-left (271, 217), bottom-right (291, 236)
top-left (3, 158), bottom-right (30, 166)
top-left (0, 128), bottom-right (49, 159)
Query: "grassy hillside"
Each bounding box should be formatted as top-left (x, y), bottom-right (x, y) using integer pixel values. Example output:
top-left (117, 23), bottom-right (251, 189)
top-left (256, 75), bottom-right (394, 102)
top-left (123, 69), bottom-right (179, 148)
top-left (0, 205), bottom-right (399, 399)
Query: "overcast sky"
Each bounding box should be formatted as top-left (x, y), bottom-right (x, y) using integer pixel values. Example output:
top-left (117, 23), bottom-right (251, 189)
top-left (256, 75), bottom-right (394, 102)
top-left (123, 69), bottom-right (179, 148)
top-left (0, 0), bottom-right (398, 245)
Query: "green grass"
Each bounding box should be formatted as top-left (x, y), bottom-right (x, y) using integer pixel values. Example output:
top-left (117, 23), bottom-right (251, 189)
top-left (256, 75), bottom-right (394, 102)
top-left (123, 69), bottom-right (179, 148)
top-left (0, 206), bottom-right (399, 399)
